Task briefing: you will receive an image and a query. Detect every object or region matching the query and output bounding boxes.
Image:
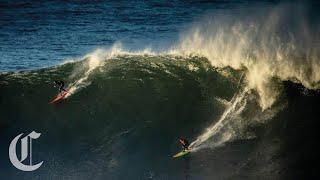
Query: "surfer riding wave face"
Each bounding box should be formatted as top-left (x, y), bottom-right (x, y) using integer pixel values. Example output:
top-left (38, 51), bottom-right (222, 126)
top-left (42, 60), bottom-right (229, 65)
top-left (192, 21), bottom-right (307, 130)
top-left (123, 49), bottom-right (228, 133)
top-left (54, 80), bottom-right (65, 93)
top-left (179, 137), bottom-right (190, 151)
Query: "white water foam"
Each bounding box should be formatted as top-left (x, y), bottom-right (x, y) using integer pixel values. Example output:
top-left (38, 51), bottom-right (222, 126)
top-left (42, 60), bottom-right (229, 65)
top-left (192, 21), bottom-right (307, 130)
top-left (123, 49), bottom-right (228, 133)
top-left (189, 89), bottom-right (249, 151)
top-left (170, 4), bottom-right (320, 110)
top-left (177, 4), bottom-right (320, 150)
top-left (65, 43), bottom-right (157, 98)
top-left (189, 88), bottom-right (283, 152)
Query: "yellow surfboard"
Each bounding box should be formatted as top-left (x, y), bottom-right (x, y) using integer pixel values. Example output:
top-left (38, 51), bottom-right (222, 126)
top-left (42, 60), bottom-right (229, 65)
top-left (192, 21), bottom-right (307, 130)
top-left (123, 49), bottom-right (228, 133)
top-left (173, 149), bottom-right (190, 158)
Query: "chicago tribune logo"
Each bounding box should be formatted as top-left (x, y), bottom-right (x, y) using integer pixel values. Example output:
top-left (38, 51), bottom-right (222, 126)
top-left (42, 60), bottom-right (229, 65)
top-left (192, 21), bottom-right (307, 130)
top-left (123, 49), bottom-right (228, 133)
top-left (9, 131), bottom-right (43, 171)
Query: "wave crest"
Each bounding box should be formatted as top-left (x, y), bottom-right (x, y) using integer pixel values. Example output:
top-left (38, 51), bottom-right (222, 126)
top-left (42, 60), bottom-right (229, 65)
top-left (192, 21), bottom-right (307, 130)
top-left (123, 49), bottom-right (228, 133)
top-left (172, 3), bottom-right (320, 109)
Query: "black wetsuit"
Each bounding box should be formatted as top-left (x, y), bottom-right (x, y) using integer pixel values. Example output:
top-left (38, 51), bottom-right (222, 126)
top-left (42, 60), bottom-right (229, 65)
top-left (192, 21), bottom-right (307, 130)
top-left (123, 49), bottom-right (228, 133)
top-left (54, 80), bottom-right (65, 93)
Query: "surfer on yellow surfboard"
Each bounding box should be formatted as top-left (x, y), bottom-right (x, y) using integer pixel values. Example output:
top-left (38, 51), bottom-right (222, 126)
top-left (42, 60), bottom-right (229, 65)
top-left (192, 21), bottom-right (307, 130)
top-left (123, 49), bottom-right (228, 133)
top-left (179, 137), bottom-right (190, 151)
top-left (172, 137), bottom-right (191, 158)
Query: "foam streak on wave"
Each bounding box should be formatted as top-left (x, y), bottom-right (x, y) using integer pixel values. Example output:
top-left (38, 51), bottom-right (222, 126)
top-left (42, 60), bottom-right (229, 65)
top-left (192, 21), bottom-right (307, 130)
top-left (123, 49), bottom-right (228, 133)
top-left (190, 88), bottom-right (249, 152)
top-left (65, 43), bottom-right (156, 97)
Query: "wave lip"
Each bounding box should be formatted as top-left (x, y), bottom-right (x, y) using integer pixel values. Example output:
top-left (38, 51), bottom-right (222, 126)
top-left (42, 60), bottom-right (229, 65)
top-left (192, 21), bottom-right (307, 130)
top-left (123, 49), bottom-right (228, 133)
top-left (171, 3), bottom-right (320, 109)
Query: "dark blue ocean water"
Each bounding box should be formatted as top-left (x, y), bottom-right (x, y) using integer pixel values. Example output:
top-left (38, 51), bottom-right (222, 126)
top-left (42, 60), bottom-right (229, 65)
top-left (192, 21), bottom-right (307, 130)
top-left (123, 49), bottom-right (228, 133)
top-left (0, 0), bottom-right (278, 72)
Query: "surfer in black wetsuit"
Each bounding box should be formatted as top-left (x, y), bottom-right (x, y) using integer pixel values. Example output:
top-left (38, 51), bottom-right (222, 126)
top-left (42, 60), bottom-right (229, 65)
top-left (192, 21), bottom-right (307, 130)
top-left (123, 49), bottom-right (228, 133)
top-left (179, 137), bottom-right (190, 151)
top-left (54, 80), bottom-right (66, 93)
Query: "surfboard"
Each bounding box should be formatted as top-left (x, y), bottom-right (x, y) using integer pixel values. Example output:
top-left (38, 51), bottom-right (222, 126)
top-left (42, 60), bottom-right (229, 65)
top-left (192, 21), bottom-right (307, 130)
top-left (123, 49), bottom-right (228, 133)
top-left (49, 89), bottom-right (70, 104)
top-left (173, 149), bottom-right (190, 158)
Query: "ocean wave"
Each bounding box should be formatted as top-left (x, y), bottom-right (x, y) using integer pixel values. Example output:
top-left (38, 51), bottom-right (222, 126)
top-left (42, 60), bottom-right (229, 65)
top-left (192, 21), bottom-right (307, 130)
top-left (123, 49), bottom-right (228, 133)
top-left (171, 3), bottom-right (320, 109)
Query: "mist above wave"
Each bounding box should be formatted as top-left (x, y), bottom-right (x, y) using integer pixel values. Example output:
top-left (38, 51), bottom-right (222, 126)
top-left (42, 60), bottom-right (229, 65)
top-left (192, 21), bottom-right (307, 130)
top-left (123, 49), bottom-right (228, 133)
top-left (172, 3), bottom-right (320, 109)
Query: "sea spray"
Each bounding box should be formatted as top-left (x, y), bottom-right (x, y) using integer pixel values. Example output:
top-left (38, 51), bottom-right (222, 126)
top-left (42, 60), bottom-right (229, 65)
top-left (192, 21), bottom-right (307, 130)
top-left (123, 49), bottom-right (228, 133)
top-left (172, 4), bottom-right (320, 110)
top-left (65, 43), bottom-right (157, 97)
top-left (175, 4), bottom-right (320, 150)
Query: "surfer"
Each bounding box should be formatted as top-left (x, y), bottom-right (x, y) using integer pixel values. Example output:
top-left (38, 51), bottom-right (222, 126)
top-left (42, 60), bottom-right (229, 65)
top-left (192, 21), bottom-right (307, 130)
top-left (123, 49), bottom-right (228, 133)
top-left (179, 137), bottom-right (190, 151)
top-left (53, 80), bottom-right (66, 93)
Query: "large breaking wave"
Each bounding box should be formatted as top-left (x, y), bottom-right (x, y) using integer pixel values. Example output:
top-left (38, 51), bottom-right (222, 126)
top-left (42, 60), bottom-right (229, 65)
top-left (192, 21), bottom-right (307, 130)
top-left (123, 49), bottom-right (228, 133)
top-left (172, 3), bottom-right (320, 110)
top-left (1, 4), bottom-right (319, 178)
top-left (48, 3), bottom-right (320, 152)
